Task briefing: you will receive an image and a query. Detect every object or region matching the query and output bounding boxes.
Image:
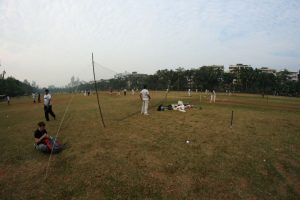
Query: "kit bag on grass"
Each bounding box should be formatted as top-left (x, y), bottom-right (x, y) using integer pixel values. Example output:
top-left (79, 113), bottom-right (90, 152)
top-left (44, 137), bottom-right (63, 153)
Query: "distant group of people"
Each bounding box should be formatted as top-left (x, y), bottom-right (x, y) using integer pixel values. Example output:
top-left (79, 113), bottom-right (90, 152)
top-left (107, 86), bottom-right (219, 115)
top-left (187, 89), bottom-right (217, 103)
top-left (6, 88), bottom-right (219, 117)
top-left (83, 90), bottom-right (91, 96)
top-left (186, 88), bottom-right (203, 97)
top-left (32, 92), bottom-right (41, 103)
top-left (109, 88), bottom-right (140, 96)
top-left (109, 86), bottom-right (151, 115)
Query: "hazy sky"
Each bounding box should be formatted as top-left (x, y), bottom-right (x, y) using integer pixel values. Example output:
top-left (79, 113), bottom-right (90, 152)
top-left (1, 0), bottom-right (300, 87)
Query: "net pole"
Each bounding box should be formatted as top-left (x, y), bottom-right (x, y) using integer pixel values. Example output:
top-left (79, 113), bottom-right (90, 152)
top-left (92, 53), bottom-right (106, 128)
top-left (230, 110), bottom-right (234, 128)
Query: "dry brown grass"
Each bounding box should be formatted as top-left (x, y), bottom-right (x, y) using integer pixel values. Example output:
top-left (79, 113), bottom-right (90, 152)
top-left (0, 92), bottom-right (300, 199)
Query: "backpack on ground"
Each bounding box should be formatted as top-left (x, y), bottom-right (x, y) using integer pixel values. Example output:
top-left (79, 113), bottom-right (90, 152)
top-left (44, 137), bottom-right (63, 153)
top-left (157, 104), bottom-right (164, 111)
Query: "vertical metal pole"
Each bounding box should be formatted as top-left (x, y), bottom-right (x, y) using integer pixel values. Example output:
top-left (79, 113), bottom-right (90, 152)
top-left (92, 53), bottom-right (106, 128)
top-left (177, 72), bottom-right (179, 91)
top-left (230, 110), bottom-right (234, 128)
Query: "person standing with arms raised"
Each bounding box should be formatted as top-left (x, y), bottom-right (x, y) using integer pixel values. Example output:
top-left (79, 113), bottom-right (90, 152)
top-left (140, 85), bottom-right (151, 115)
top-left (44, 89), bottom-right (56, 121)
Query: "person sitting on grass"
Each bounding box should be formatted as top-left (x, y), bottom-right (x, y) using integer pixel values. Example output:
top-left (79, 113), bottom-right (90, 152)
top-left (34, 121), bottom-right (63, 153)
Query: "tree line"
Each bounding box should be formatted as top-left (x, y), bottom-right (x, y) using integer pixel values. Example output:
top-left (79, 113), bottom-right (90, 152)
top-left (77, 67), bottom-right (300, 96)
top-left (1, 67), bottom-right (299, 97)
top-left (0, 77), bottom-right (35, 97)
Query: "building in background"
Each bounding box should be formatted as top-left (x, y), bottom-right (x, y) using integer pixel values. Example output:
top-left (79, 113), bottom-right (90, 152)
top-left (258, 67), bottom-right (277, 75)
top-left (130, 71), bottom-right (148, 78)
top-left (288, 71), bottom-right (299, 81)
top-left (277, 69), bottom-right (299, 82)
top-left (114, 71), bottom-right (147, 80)
top-left (229, 64), bottom-right (252, 73)
top-left (114, 71), bottom-right (130, 79)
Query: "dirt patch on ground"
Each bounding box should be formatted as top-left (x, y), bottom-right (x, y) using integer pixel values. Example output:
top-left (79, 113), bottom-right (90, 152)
top-left (275, 162), bottom-right (300, 193)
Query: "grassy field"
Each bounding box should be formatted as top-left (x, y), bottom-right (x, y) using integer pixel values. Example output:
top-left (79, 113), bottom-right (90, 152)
top-left (0, 91), bottom-right (300, 199)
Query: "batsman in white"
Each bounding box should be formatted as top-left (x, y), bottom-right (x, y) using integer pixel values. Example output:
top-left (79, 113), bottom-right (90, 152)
top-left (140, 85), bottom-right (151, 115)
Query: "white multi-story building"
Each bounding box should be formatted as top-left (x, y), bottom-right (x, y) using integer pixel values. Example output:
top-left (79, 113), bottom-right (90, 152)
top-left (277, 69), bottom-right (299, 81)
top-left (258, 67), bottom-right (277, 75)
top-left (288, 71), bottom-right (298, 81)
top-left (229, 64), bottom-right (252, 73)
top-left (114, 71), bottom-right (147, 79)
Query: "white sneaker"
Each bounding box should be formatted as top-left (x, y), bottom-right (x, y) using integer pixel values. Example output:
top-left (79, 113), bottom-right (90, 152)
top-left (144, 113), bottom-right (149, 115)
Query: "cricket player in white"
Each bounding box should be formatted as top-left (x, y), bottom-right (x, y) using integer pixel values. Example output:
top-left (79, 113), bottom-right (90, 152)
top-left (44, 89), bottom-right (56, 121)
top-left (188, 89), bottom-right (191, 97)
top-left (210, 90), bottom-right (216, 103)
top-left (32, 93), bottom-right (36, 103)
top-left (140, 85), bottom-right (151, 115)
top-left (213, 90), bottom-right (216, 103)
top-left (7, 95), bottom-right (10, 105)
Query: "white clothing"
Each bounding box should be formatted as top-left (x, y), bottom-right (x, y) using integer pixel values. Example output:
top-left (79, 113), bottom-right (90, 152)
top-left (44, 94), bottom-right (52, 106)
top-left (7, 96), bottom-right (10, 101)
top-left (140, 89), bottom-right (150, 101)
top-left (178, 100), bottom-right (183, 105)
top-left (210, 91), bottom-right (216, 103)
top-left (175, 104), bottom-right (186, 112)
top-left (141, 100), bottom-right (149, 114)
top-left (213, 93), bottom-right (216, 102)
